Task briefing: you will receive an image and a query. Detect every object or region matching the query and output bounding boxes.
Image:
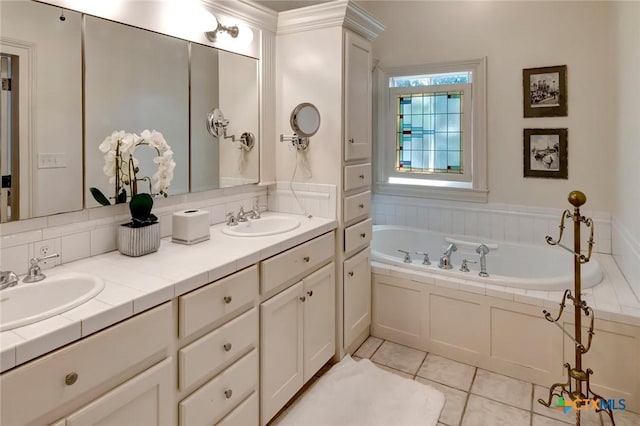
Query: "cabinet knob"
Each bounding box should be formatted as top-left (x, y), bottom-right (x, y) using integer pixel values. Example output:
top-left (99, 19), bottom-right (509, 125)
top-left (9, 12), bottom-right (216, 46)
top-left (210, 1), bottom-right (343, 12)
top-left (223, 343), bottom-right (232, 352)
top-left (349, 138), bottom-right (355, 144)
top-left (360, 232), bottom-right (366, 238)
top-left (299, 296), bottom-right (306, 302)
top-left (223, 296), bottom-right (232, 304)
top-left (359, 174), bottom-right (365, 179)
top-left (358, 204), bottom-right (364, 209)
top-left (348, 271), bottom-right (354, 277)
top-left (306, 290), bottom-right (313, 297)
top-left (224, 389), bottom-right (233, 399)
top-left (65, 372), bottom-right (78, 386)
top-left (303, 256), bottom-right (310, 263)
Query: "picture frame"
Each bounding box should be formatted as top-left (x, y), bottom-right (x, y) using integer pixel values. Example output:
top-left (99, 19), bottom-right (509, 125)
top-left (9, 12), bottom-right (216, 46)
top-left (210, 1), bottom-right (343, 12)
top-left (523, 128), bottom-right (567, 179)
top-left (523, 65), bottom-right (567, 118)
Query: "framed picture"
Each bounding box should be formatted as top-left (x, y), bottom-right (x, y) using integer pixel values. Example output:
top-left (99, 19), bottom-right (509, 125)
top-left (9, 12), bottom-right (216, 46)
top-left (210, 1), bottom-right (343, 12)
top-left (524, 128), bottom-right (567, 179)
top-left (523, 65), bottom-right (567, 117)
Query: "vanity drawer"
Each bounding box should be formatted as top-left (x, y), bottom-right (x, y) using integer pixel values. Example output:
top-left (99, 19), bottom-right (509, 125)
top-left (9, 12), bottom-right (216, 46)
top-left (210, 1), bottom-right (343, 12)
top-left (0, 303), bottom-right (171, 426)
top-left (179, 308), bottom-right (258, 391)
top-left (344, 163), bottom-right (371, 192)
top-left (343, 190), bottom-right (371, 223)
top-left (179, 349), bottom-right (258, 426)
top-left (344, 218), bottom-right (372, 254)
top-left (179, 265), bottom-right (258, 339)
top-left (261, 232), bottom-right (334, 295)
top-left (216, 392), bottom-right (258, 426)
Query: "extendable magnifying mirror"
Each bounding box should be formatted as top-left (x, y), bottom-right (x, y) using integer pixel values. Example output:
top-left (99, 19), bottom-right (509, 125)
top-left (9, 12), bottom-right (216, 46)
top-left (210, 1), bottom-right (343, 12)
top-left (206, 107), bottom-right (255, 151)
top-left (280, 103), bottom-right (320, 150)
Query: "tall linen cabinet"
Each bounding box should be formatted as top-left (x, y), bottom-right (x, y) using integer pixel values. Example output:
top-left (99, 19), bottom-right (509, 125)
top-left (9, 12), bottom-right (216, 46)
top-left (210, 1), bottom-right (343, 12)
top-left (275, 0), bottom-right (384, 360)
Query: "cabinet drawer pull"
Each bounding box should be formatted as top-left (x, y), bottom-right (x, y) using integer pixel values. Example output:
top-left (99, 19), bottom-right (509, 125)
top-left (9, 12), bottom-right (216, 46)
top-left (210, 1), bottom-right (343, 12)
top-left (224, 389), bottom-right (233, 399)
top-left (303, 256), bottom-right (310, 263)
top-left (299, 296), bottom-right (306, 302)
top-left (349, 138), bottom-right (355, 144)
top-left (358, 204), bottom-right (364, 209)
top-left (306, 290), bottom-right (313, 297)
top-left (223, 296), bottom-right (232, 304)
top-left (65, 372), bottom-right (78, 386)
top-left (359, 174), bottom-right (365, 179)
top-left (348, 271), bottom-right (354, 277)
top-left (360, 232), bottom-right (366, 238)
top-left (223, 343), bottom-right (232, 352)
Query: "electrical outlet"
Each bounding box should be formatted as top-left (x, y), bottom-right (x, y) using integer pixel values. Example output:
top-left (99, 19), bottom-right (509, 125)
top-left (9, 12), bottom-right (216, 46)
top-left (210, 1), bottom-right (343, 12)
top-left (33, 239), bottom-right (61, 270)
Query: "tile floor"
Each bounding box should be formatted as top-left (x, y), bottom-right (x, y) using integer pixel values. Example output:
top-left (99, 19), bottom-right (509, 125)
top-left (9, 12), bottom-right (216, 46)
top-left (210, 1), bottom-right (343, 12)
top-left (272, 337), bottom-right (640, 426)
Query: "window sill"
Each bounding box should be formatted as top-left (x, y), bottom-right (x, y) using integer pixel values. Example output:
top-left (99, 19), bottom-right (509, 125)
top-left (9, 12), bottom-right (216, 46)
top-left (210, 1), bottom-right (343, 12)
top-left (375, 182), bottom-right (488, 203)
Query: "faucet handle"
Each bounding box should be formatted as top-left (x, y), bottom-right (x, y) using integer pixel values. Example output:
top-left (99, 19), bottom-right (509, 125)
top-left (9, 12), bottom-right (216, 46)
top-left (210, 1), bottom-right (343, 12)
top-left (23, 253), bottom-right (59, 283)
top-left (460, 259), bottom-right (477, 272)
top-left (397, 249), bottom-right (412, 263)
top-left (415, 251), bottom-right (431, 265)
top-left (226, 211), bottom-right (238, 226)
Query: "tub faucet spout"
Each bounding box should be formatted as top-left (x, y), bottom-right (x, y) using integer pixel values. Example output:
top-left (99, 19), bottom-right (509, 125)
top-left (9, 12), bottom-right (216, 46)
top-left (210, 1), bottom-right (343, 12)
top-left (476, 244), bottom-right (490, 277)
top-left (438, 243), bottom-right (457, 269)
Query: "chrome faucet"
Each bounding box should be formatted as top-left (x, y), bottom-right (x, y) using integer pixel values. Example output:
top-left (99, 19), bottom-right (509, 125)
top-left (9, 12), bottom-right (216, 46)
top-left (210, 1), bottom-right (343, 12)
top-left (236, 206), bottom-right (249, 223)
top-left (476, 244), bottom-right (490, 277)
top-left (438, 243), bottom-right (457, 269)
top-left (250, 200), bottom-right (265, 219)
top-left (23, 254), bottom-right (60, 283)
top-left (0, 270), bottom-right (19, 291)
top-left (226, 211), bottom-right (238, 226)
top-left (397, 250), bottom-right (412, 263)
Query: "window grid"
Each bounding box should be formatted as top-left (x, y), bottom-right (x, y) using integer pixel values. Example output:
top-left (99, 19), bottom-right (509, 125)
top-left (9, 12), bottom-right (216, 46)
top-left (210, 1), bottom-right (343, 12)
top-left (395, 91), bottom-right (464, 174)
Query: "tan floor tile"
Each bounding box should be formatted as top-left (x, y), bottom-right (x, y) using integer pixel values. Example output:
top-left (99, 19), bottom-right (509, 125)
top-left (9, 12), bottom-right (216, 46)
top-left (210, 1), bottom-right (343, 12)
top-left (370, 341), bottom-right (426, 375)
top-left (532, 385), bottom-right (572, 423)
top-left (416, 353), bottom-right (476, 391)
top-left (470, 369), bottom-right (532, 410)
top-left (461, 395), bottom-right (530, 426)
top-left (532, 414), bottom-right (574, 426)
top-left (354, 335), bottom-right (383, 359)
top-left (373, 362), bottom-right (415, 379)
top-left (416, 377), bottom-right (468, 426)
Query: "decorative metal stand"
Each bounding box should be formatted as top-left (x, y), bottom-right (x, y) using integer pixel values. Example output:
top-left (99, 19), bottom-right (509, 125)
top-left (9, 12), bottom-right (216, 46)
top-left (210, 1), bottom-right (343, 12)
top-left (538, 191), bottom-right (615, 425)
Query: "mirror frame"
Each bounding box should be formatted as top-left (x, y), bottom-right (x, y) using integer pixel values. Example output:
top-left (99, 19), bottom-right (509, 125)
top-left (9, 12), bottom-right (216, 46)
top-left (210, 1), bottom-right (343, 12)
top-left (290, 102), bottom-right (321, 137)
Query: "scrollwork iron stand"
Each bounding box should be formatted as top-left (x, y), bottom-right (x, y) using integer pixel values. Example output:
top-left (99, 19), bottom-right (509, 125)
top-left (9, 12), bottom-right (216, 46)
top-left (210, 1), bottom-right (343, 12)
top-left (538, 191), bottom-right (615, 426)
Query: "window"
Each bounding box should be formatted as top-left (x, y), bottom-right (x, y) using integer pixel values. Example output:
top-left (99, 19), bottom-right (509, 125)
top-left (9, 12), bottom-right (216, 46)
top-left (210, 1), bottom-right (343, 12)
top-left (375, 58), bottom-right (487, 202)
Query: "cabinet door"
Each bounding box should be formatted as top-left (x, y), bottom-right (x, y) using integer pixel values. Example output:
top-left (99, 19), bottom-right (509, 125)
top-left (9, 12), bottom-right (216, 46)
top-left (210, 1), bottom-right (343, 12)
top-left (302, 262), bottom-right (335, 382)
top-left (260, 282), bottom-right (304, 426)
top-left (344, 31), bottom-right (372, 162)
top-left (343, 248), bottom-right (372, 349)
top-left (65, 358), bottom-right (173, 426)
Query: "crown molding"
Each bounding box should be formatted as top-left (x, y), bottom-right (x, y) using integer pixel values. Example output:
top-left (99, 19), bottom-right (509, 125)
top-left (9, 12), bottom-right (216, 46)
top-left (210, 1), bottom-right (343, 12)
top-left (277, 0), bottom-right (384, 40)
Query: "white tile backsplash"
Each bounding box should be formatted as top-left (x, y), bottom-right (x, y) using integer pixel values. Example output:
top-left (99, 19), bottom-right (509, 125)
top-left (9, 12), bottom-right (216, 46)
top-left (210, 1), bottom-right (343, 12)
top-left (268, 182), bottom-right (336, 219)
top-left (61, 232), bottom-right (91, 263)
top-left (372, 194), bottom-right (612, 254)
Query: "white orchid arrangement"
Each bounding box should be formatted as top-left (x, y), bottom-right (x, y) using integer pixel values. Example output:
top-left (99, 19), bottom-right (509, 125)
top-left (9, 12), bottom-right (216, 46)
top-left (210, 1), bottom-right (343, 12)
top-left (90, 130), bottom-right (175, 227)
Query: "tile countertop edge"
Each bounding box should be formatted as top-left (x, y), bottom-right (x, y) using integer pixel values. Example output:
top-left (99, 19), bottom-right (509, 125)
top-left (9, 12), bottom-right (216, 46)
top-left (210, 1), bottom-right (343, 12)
top-left (0, 213), bottom-right (337, 374)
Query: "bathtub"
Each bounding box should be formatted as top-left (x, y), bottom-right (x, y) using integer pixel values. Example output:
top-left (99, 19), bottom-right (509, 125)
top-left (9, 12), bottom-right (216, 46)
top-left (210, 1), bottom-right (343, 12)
top-left (371, 225), bottom-right (603, 291)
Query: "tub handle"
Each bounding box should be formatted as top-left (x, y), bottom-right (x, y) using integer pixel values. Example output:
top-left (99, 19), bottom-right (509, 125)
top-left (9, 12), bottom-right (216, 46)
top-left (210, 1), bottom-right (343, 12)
top-left (415, 251), bottom-right (431, 265)
top-left (460, 259), bottom-right (477, 272)
top-left (397, 249), bottom-right (412, 263)
top-left (445, 237), bottom-right (498, 251)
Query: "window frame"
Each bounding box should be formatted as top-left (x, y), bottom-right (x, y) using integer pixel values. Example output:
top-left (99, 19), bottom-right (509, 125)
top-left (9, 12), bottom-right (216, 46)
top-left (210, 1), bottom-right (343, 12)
top-left (374, 58), bottom-right (488, 203)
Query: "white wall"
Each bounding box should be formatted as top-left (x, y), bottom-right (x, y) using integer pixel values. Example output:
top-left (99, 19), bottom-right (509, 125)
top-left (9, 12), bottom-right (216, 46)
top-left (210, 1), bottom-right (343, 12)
top-left (360, 0), bottom-right (615, 212)
top-left (612, 1), bottom-right (640, 296)
top-left (275, 26), bottom-right (343, 186)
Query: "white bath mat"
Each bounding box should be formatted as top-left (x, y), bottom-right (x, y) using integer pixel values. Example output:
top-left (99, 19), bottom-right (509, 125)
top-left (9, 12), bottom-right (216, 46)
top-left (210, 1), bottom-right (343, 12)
top-left (273, 355), bottom-right (445, 426)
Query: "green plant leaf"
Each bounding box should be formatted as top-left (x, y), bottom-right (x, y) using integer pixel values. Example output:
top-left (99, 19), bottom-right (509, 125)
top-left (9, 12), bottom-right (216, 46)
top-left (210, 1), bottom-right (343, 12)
top-left (89, 187), bottom-right (111, 206)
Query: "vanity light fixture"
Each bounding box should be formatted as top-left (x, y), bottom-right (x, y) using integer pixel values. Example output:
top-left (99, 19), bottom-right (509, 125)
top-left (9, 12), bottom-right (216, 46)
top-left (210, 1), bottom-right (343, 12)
top-left (204, 18), bottom-right (239, 42)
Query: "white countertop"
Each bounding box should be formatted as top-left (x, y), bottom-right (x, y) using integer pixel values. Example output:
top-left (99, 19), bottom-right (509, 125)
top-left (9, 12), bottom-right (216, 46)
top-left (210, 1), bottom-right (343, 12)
top-left (0, 212), bottom-right (337, 373)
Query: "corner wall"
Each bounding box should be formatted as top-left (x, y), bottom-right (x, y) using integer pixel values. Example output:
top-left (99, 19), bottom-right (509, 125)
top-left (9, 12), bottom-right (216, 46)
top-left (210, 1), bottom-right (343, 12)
top-left (612, 2), bottom-right (640, 298)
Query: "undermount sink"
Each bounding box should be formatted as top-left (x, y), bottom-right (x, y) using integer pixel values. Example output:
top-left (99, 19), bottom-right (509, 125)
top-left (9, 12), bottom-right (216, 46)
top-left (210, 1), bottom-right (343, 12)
top-left (0, 272), bottom-right (105, 332)
top-left (221, 216), bottom-right (301, 237)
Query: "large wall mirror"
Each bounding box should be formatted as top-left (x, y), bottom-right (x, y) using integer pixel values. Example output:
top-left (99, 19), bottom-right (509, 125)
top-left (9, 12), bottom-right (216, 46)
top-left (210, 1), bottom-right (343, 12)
top-left (0, 0), bottom-right (259, 221)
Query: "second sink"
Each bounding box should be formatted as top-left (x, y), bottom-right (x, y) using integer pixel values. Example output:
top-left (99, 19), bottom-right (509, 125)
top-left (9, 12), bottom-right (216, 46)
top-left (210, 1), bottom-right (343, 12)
top-left (221, 216), bottom-right (301, 237)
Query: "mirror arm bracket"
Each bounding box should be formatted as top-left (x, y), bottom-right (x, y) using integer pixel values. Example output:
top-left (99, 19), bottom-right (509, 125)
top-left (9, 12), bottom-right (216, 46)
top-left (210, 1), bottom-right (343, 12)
top-left (280, 133), bottom-right (309, 151)
top-left (206, 108), bottom-right (254, 151)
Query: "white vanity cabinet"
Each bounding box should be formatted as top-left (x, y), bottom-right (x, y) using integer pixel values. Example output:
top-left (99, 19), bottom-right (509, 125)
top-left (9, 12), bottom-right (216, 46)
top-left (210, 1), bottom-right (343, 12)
top-left (0, 303), bottom-right (173, 426)
top-left (259, 233), bottom-right (335, 426)
top-left (343, 248), bottom-right (372, 348)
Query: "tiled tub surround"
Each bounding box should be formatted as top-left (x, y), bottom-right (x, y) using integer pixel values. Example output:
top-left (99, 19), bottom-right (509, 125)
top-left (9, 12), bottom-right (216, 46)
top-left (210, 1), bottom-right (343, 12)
top-left (0, 213), bottom-right (337, 372)
top-left (371, 257), bottom-right (640, 413)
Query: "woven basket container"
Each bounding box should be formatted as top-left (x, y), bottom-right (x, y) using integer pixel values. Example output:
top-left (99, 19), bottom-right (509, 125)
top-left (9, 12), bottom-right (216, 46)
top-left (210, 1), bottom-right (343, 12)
top-left (117, 222), bottom-right (160, 257)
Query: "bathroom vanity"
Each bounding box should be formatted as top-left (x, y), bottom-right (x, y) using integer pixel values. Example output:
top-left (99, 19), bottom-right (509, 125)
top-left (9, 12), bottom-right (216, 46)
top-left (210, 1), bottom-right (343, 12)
top-left (0, 215), bottom-right (337, 426)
